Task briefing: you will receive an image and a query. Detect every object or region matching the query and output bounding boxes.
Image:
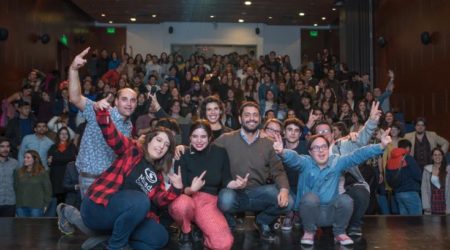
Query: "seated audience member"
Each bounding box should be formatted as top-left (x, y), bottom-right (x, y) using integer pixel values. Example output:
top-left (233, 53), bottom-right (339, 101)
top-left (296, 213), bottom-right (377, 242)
top-left (386, 139), bottom-right (422, 215)
top-left (79, 108), bottom-right (182, 250)
top-left (273, 129), bottom-right (391, 246)
top-left (421, 148), bottom-right (450, 215)
top-left (47, 113), bottom-right (76, 139)
top-left (261, 118), bottom-right (283, 141)
top-left (169, 120), bottom-right (247, 249)
top-left (0, 137), bottom-right (20, 217)
top-left (14, 150), bottom-right (52, 217)
top-left (199, 96), bottom-right (232, 140)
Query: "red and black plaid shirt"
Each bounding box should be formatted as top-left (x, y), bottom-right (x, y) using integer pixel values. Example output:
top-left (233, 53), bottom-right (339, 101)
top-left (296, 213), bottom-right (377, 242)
top-left (86, 109), bottom-right (180, 219)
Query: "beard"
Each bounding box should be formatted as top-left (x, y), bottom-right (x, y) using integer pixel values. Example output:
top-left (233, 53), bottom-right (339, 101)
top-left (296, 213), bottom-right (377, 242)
top-left (241, 121), bottom-right (259, 133)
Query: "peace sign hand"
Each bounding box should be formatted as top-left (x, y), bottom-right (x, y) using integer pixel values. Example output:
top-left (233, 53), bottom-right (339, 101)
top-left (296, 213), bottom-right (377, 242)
top-left (369, 101), bottom-right (382, 122)
top-left (70, 47), bottom-right (90, 70)
top-left (272, 133), bottom-right (284, 156)
top-left (168, 167), bottom-right (183, 189)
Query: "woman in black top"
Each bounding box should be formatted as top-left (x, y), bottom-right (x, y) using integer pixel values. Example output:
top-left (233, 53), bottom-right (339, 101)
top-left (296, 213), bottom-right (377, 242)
top-left (199, 96), bottom-right (232, 140)
top-left (169, 120), bottom-right (248, 250)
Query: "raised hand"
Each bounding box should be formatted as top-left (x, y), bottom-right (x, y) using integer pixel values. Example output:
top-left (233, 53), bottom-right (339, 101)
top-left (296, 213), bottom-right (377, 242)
top-left (272, 133), bottom-right (284, 155)
top-left (190, 170), bottom-right (207, 192)
top-left (369, 101), bottom-right (382, 122)
top-left (307, 110), bottom-right (320, 127)
top-left (388, 69), bottom-right (394, 80)
top-left (168, 167), bottom-right (183, 189)
top-left (174, 145), bottom-right (186, 160)
top-left (94, 93), bottom-right (112, 111)
top-left (70, 47), bottom-right (90, 70)
top-left (227, 173), bottom-right (250, 189)
top-left (148, 92), bottom-right (161, 112)
top-left (380, 128), bottom-right (392, 148)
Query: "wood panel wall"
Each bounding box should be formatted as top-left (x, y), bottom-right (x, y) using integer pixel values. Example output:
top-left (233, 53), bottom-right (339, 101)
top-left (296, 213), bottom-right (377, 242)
top-left (301, 29), bottom-right (340, 64)
top-left (374, 0), bottom-right (450, 140)
top-left (0, 0), bottom-right (126, 99)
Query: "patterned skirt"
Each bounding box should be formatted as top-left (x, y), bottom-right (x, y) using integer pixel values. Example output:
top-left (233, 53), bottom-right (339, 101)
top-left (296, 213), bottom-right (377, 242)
top-left (431, 184), bottom-right (446, 215)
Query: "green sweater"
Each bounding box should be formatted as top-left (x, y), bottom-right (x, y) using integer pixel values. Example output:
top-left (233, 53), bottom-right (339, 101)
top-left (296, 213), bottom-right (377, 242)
top-left (214, 130), bottom-right (289, 190)
top-left (14, 170), bottom-right (52, 209)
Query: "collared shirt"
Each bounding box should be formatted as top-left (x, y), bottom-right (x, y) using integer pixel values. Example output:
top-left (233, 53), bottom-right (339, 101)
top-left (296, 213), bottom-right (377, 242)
top-left (0, 157), bottom-right (20, 205)
top-left (87, 109), bottom-right (180, 220)
top-left (18, 134), bottom-right (54, 169)
top-left (282, 144), bottom-right (383, 209)
top-left (76, 99), bottom-right (133, 175)
top-left (239, 129), bottom-right (260, 145)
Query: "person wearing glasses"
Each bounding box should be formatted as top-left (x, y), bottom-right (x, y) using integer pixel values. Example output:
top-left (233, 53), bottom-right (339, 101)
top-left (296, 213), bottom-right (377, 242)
top-left (273, 128), bottom-right (391, 246)
top-left (262, 118), bottom-right (283, 141)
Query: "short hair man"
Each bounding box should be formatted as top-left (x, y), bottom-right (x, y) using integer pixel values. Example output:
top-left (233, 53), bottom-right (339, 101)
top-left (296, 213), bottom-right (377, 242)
top-left (18, 121), bottom-right (54, 169)
top-left (216, 102), bottom-right (293, 241)
top-left (0, 137), bottom-right (20, 217)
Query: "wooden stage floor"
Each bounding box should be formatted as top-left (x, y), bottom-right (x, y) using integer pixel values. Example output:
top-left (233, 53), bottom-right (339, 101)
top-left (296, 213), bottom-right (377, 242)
top-left (0, 216), bottom-right (449, 250)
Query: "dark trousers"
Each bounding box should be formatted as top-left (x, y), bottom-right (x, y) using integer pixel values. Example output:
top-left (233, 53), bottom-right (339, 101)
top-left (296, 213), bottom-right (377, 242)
top-left (0, 205), bottom-right (16, 217)
top-left (345, 185), bottom-right (370, 229)
top-left (81, 190), bottom-right (169, 250)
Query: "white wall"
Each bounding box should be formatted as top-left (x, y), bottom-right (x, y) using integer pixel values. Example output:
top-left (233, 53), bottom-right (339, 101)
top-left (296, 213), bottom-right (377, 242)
top-left (98, 22), bottom-right (301, 69)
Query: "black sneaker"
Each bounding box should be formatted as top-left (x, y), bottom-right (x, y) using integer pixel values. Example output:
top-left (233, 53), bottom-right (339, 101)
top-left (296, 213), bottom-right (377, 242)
top-left (254, 222), bottom-right (276, 241)
top-left (178, 232), bottom-right (193, 249)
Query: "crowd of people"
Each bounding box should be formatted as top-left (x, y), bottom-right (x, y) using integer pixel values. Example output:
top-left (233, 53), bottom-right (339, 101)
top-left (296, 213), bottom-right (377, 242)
top-left (0, 45), bottom-right (449, 249)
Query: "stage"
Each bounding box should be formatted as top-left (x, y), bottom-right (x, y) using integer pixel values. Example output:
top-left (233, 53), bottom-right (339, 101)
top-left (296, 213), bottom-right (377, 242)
top-left (0, 216), bottom-right (448, 249)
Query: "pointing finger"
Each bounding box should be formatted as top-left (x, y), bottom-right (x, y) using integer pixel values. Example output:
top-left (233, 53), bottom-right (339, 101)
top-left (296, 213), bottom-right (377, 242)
top-left (199, 170), bottom-right (207, 180)
top-left (79, 47), bottom-right (90, 57)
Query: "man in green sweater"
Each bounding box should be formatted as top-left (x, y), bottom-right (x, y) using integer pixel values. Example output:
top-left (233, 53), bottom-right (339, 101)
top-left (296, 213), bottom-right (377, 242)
top-left (216, 101), bottom-right (293, 241)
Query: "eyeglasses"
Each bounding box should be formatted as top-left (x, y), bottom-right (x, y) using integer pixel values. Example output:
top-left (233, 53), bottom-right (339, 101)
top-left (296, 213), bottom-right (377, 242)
top-left (265, 127), bottom-right (281, 134)
top-left (310, 144), bottom-right (328, 152)
top-left (317, 129), bottom-right (330, 135)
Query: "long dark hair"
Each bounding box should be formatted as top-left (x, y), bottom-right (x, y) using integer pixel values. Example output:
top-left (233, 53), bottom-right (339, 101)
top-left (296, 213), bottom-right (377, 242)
top-left (431, 147), bottom-right (447, 185)
top-left (55, 127), bottom-right (71, 145)
top-left (143, 127), bottom-right (175, 174)
top-left (189, 119), bottom-right (212, 139)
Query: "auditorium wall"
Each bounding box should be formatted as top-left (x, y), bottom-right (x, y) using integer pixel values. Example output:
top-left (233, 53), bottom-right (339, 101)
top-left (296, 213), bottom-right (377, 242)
top-left (374, 0), bottom-right (450, 140)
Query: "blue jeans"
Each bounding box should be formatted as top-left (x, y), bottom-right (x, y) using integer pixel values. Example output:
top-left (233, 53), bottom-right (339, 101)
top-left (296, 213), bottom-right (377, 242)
top-left (16, 207), bottom-right (44, 217)
top-left (300, 193), bottom-right (353, 236)
top-left (395, 191), bottom-right (422, 215)
top-left (218, 184), bottom-right (294, 228)
top-left (81, 190), bottom-right (168, 250)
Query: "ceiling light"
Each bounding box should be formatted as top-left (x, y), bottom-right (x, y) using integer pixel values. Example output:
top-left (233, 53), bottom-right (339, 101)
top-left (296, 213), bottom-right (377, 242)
top-left (108, 21), bottom-right (113, 24)
top-left (299, 12), bottom-right (305, 16)
top-left (244, 1), bottom-right (252, 6)
top-left (313, 23), bottom-right (318, 27)
top-left (210, 15), bottom-right (215, 18)
top-left (101, 13), bottom-right (106, 17)
top-left (152, 14), bottom-right (157, 18)
top-left (130, 17), bottom-right (136, 22)
top-left (332, 8), bottom-right (337, 11)
top-left (268, 16), bottom-right (272, 19)
top-left (322, 17), bottom-right (326, 20)
top-left (238, 19), bottom-right (244, 23)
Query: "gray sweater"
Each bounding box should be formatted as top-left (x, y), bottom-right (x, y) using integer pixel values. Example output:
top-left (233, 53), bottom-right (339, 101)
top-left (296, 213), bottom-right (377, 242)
top-left (0, 157), bottom-right (20, 205)
top-left (214, 130), bottom-right (289, 190)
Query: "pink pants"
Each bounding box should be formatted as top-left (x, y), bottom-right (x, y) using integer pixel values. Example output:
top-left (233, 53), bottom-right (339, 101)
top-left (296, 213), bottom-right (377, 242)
top-left (169, 192), bottom-right (233, 250)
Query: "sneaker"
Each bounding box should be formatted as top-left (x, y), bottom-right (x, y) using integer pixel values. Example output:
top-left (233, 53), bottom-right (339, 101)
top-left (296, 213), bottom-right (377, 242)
top-left (293, 212), bottom-right (301, 228)
top-left (334, 234), bottom-right (354, 245)
top-left (254, 222), bottom-right (276, 241)
top-left (178, 232), bottom-right (193, 249)
top-left (300, 231), bottom-right (315, 245)
top-left (348, 227), bottom-right (362, 237)
top-left (281, 212), bottom-right (294, 231)
top-left (56, 203), bottom-right (75, 235)
top-left (81, 235), bottom-right (109, 250)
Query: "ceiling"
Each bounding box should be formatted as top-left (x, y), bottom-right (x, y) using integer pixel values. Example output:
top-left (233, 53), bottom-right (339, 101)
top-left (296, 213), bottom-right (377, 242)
top-left (70, 0), bottom-right (340, 26)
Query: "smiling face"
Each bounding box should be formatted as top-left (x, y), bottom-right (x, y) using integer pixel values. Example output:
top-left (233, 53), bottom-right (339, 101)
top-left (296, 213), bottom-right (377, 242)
top-left (264, 121), bottom-right (281, 141)
top-left (309, 137), bottom-right (330, 167)
top-left (115, 88), bottom-right (137, 118)
top-left (432, 149), bottom-right (443, 165)
top-left (239, 106), bottom-right (260, 133)
top-left (147, 132), bottom-right (170, 160)
top-left (190, 128), bottom-right (210, 151)
top-left (205, 102), bottom-right (221, 124)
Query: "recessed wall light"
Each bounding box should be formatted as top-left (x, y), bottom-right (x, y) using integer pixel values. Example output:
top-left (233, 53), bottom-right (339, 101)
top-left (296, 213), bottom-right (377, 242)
top-left (313, 23), bottom-right (318, 27)
top-left (268, 16), bottom-right (272, 19)
top-left (130, 17), bottom-right (137, 22)
top-left (101, 13), bottom-right (106, 17)
top-left (332, 8), bottom-right (337, 11)
top-left (244, 1), bottom-right (252, 6)
top-left (152, 14), bottom-right (157, 18)
top-left (108, 20), bottom-right (113, 24)
top-left (238, 19), bottom-right (244, 23)
top-left (210, 15), bottom-right (215, 18)
top-left (299, 12), bottom-right (305, 16)
top-left (322, 17), bottom-right (326, 20)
